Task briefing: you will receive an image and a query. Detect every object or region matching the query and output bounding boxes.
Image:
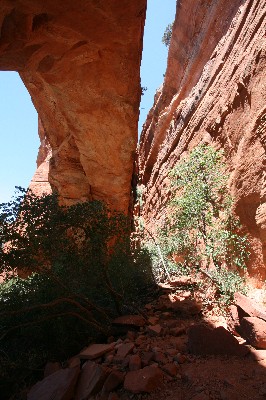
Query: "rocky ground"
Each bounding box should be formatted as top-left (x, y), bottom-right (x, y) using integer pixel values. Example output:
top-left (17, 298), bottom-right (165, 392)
top-left (27, 277), bottom-right (266, 400)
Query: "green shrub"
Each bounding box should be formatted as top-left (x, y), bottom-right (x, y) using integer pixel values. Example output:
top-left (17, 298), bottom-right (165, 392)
top-left (157, 144), bottom-right (249, 302)
top-left (0, 188), bottom-right (153, 399)
top-left (162, 22), bottom-right (173, 47)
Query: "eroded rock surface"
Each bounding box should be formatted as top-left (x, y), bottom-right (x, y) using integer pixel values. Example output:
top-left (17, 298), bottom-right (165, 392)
top-left (0, 0), bottom-right (146, 212)
top-left (138, 0), bottom-right (266, 278)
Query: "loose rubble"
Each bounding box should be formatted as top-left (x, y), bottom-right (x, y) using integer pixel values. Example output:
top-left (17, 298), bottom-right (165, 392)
top-left (27, 283), bottom-right (266, 400)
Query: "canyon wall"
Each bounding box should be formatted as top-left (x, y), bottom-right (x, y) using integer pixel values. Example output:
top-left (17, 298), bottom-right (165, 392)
top-left (139, 0), bottom-right (266, 279)
top-left (0, 0), bottom-right (146, 212)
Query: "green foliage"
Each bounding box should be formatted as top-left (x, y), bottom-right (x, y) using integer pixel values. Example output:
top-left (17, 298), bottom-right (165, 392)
top-left (0, 188), bottom-right (153, 399)
top-left (159, 144), bottom-right (249, 302)
top-left (210, 268), bottom-right (247, 306)
top-left (162, 22), bottom-right (173, 47)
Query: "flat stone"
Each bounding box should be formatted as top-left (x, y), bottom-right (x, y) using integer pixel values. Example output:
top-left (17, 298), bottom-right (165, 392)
top-left (79, 343), bottom-right (115, 360)
top-left (116, 342), bottom-right (135, 358)
top-left (250, 348), bottom-right (266, 361)
top-left (129, 354), bottom-right (142, 371)
top-left (124, 365), bottom-right (163, 393)
top-left (102, 370), bottom-right (125, 393)
top-left (234, 292), bottom-right (266, 321)
top-left (28, 366), bottom-right (80, 400)
top-left (147, 324), bottom-right (162, 336)
top-left (162, 362), bottom-right (179, 377)
top-left (141, 351), bottom-right (154, 367)
top-left (152, 351), bottom-right (168, 365)
top-left (148, 316), bottom-right (159, 325)
top-left (75, 361), bottom-right (110, 400)
top-left (112, 315), bottom-right (146, 327)
top-left (240, 317), bottom-right (266, 349)
top-left (67, 356), bottom-right (81, 369)
top-left (188, 324), bottom-right (249, 356)
top-left (169, 327), bottom-right (186, 336)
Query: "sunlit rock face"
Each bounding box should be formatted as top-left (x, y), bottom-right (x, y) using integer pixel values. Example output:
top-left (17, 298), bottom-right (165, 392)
top-left (29, 118), bottom-right (52, 197)
top-left (0, 0), bottom-right (146, 212)
top-left (139, 0), bottom-right (266, 280)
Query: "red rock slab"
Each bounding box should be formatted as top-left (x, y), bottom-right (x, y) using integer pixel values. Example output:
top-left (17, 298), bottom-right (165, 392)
top-left (112, 315), bottom-right (146, 327)
top-left (124, 365), bottom-right (163, 393)
top-left (116, 342), bottom-right (135, 358)
top-left (129, 354), bottom-right (142, 371)
top-left (75, 361), bottom-right (110, 400)
top-left (152, 351), bottom-right (168, 365)
top-left (234, 293), bottom-right (266, 321)
top-left (250, 348), bottom-right (266, 361)
top-left (28, 366), bottom-right (80, 400)
top-left (141, 351), bottom-right (154, 367)
top-left (188, 324), bottom-right (249, 356)
top-left (162, 362), bottom-right (179, 377)
top-left (240, 317), bottom-right (266, 349)
top-left (102, 370), bottom-right (125, 393)
top-left (148, 316), bottom-right (159, 325)
top-left (147, 324), bottom-right (162, 336)
top-left (79, 343), bottom-right (115, 360)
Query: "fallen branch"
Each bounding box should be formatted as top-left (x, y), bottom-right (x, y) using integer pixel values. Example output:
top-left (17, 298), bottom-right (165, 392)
top-left (144, 227), bottom-right (171, 281)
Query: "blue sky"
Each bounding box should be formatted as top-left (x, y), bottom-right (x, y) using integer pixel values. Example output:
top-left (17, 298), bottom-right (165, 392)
top-left (139, 0), bottom-right (176, 130)
top-left (0, 0), bottom-right (176, 203)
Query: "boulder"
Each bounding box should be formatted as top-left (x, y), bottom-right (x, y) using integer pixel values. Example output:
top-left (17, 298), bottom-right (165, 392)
top-left (102, 370), bottom-right (125, 393)
top-left (147, 324), bottom-right (162, 336)
top-left (188, 324), bottom-right (249, 356)
top-left (124, 365), bottom-right (163, 393)
top-left (240, 317), bottom-right (266, 349)
top-left (129, 354), bottom-right (142, 371)
top-left (152, 351), bottom-right (168, 365)
top-left (141, 351), bottom-right (154, 367)
top-left (75, 361), bottom-right (110, 400)
top-left (116, 343), bottom-right (135, 358)
top-left (234, 293), bottom-right (266, 321)
top-left (162, 362), bottom-right (179, 377)
top-left (28, 366), bottom-right (80, 400)
top-left (250, 348), bottom-right (266, 361)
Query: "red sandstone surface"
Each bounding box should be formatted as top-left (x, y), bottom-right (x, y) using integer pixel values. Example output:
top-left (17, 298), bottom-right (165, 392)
top-left (0, 0), bottom-right (146, 212)
top-left (139, 0), bottom-right (266, 279)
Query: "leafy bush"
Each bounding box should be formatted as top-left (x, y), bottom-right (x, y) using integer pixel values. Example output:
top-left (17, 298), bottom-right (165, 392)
top-left (157, 145), bottom-right (249, 302)
top-left (0, 188), bottom-right (153, 399)
top-left (162, 22), bottom-right (173, 47)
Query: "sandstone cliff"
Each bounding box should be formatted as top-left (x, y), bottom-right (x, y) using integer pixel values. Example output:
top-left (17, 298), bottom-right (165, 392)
top-left (0, 0), bottom-right (146, 212)
top-left (139, 0), bottom-right (266, 279)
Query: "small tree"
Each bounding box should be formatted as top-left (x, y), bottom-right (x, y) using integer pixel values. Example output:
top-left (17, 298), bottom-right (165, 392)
top-left (162, 22), bottom-right (173, 47)
top-left (159, 145), bottom-right (249, 301)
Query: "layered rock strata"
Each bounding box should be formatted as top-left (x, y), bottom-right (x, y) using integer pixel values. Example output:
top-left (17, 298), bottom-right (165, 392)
top-left (139, 0), bottom-right (266, 279)
top-left (0, 0), bottom-right (146, 212)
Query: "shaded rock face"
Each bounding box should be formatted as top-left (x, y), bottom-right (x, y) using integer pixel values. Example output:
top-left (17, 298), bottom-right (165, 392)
top-left (0, 0), bottom-right (146, 212)
top-left (138, 0), bottom-right (266, 279)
